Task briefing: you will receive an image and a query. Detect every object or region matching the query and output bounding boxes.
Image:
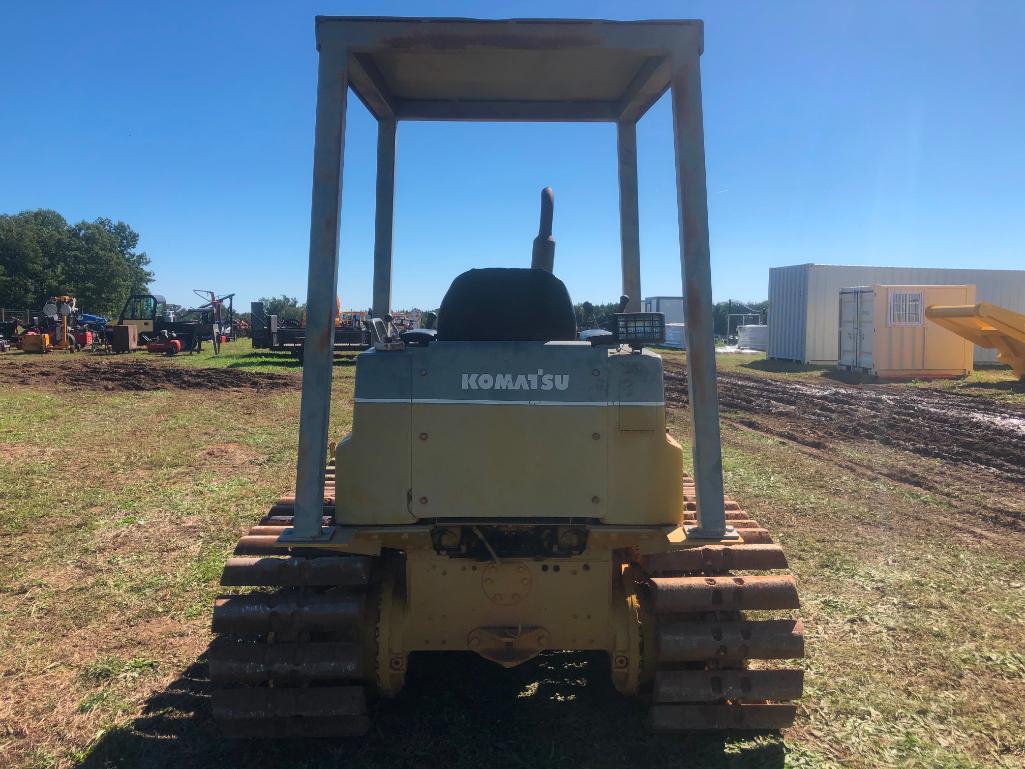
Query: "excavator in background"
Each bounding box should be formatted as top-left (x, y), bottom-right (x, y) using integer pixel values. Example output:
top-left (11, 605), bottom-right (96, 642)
top-left (209, 17), bottom-right (804, 739)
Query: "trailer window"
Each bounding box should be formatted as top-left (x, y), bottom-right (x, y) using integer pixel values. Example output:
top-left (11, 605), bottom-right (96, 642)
top-left (888, 291), bottom-right (924, 326)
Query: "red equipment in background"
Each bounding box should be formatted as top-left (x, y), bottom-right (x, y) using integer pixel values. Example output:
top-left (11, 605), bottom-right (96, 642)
top-left (144, 331), bottom-right (183, 356)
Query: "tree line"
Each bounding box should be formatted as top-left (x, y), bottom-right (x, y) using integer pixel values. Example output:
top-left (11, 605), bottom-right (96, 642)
top-left (574, 299), bottom-right (768, 338)
top-left (248, 298), bottom-right (773, 334)
top-left (0, 209), bottom-right (153, 318)
top-left (0, 209), bottom-right (771, 334)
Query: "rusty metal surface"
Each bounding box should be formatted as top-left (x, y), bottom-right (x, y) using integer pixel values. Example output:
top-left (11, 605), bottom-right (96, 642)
top-left (214, 470), bottom-right (803, 736)
top-left (643, 498), bottom-right (804, 730)
top-left (641, 543), bottom-right (788, 573)
top-left (649, 575), bottom-right (800, 613)
top-left (211, 483), bottom-right (374, 738)
top-left (669, 50), bottom-right (727, 538)
top-left (530, 187), bottom-right (556, 272)
top-left (293, 16), bottom-right (718, 548)
top-left (290, 46), bottom-right (349, 542)
top-left (209, 641), bottom-right (362, 684)
top-left (316, 18), bottom-right (702, 123)
top-left (617, 120), bottom-right (641, 311)
top-left (296, 15), bottom-right (723, 544)
top-left (372, 118), bottom-right (397, 317)
top-left (220, 555), bottom-right (372, 587)
top-left (212, 591), bottom-right (364, 635)
top-left (653, 669), bottom-right (805, 703)
top-left (232, 535), bottom-right (293, 555)
top-left (736, 528), bottom-right (773, 544)
top-left (656, 619), bottom-right (805, 661)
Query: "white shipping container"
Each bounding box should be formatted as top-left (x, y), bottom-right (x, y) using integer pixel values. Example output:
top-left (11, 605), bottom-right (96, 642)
top-left (769, 264), bottom-right (1025, 364)
top-left (643, 296), bottom-right (685, 324)
top-left (838, 285), bottom-right (975, 377)
top-left (737, 324), bottom-right (768, 351)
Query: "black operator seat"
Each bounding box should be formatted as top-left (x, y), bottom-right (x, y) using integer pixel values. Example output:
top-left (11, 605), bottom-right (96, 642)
top-left (436, 267), bottom-right (577, 342)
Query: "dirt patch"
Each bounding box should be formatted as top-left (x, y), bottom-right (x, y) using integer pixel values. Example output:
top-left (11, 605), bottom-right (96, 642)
top-left (666, 362), bottom-right (1025, 486)
top-left (0, 443), bottom-right (55, 462)
top-left (194, 442), bottom-right (261, 471)
top-left (0, 357), bottom-right (297, 393)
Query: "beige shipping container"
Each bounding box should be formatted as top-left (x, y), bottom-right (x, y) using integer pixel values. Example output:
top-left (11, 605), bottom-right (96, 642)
top-left (838, 284), bottom-right (975, 378)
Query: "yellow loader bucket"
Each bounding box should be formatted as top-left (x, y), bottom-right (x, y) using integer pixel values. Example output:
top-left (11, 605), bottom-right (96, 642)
top-left (925, 302), bottom-right (1025, 379)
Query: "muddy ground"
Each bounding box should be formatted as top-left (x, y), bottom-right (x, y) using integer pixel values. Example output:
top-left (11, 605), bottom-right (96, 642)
top-left (0, 356), bottom-right (297, 392)
top-left (665, 361), bottom-right (1025, 532)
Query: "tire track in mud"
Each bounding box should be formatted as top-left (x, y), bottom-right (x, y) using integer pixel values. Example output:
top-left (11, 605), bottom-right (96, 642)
top-left (664, 363), bottom-right (1025, 487)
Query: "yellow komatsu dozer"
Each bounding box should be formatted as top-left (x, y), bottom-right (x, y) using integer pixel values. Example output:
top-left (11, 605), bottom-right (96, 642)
top-left (210, 16), bottom-right (804, 738)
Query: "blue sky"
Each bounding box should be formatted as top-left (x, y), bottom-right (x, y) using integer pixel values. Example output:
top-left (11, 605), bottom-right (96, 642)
top-left (2, 1), bottom-right (1023, 312)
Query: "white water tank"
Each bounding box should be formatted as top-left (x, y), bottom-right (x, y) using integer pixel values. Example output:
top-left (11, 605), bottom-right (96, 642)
top-left (737, 324), bottom-right (768, 351)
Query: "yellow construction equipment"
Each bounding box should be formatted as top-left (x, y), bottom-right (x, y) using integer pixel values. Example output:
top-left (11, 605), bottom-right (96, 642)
top-left (926, 302), bottom-right (1025, 380)
top-left (20, 333), bottom-right (51, 353)
top-left (209, 16), bottom-right (804, 739)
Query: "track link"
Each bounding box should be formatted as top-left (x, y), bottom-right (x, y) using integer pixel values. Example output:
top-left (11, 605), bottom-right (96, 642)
top-left (638, 477), bottom-right (805, 731)
top-left (210, 460), bottom-right (376, 738)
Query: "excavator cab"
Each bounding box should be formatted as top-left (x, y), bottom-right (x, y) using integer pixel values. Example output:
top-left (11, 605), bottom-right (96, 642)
top-left (210, 16), bottom-right (804, 739)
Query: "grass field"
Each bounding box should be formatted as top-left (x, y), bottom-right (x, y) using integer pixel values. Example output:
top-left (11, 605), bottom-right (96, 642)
top-left (1, 341), bottom-right (1023, 769)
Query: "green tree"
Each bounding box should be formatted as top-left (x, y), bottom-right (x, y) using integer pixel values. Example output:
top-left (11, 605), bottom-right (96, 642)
top-left (574, 300), bottom-right (619, 329)
top-left (0, 209), bottom-right (153, 317)
top-left (0, 210), bottom-right (68, 309)
top-left (257, 295), bottom-right (305, 323)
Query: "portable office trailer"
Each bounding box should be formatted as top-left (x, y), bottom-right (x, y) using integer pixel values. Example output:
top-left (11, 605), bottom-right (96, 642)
top-left (838, 284), bottom-right (975, 378)
top-left (768, 264), bottom-right (1025, 364)
top-left (643, 296), bottom-right (684, 324)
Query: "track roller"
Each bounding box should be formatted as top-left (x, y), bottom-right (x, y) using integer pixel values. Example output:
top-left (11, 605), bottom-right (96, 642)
top-left (641, 482), bottom-right (805, 732)
top-left (210, 473), bottom-right (377, 738)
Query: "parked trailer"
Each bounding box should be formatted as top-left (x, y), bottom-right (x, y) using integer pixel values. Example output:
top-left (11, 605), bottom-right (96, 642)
top-left (837, 285), bottom-right (975, 378)
top-left (260, 315), bottom-right (369, 360)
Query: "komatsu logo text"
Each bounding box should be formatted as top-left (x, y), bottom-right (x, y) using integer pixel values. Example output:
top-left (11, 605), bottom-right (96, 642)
top-left (461, 371), bottom-right (570, 391)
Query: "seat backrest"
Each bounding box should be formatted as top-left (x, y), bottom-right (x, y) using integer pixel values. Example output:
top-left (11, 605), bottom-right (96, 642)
top-left (436, 267), bottom-right (576, 342)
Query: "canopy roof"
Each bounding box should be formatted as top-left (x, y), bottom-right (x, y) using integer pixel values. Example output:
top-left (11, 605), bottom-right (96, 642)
top-left (315, 17), bottom-right (703, 122)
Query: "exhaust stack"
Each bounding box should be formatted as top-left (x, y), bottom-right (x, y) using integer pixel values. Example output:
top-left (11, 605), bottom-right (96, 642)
top-left (531, 187), bottom-right (555, 272)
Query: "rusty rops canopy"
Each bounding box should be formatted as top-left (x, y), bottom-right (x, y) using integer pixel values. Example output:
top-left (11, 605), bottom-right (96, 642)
top-left (289, 16), bottom-right (730, 543)
top-left (319, 16), bottom-right (701, 122)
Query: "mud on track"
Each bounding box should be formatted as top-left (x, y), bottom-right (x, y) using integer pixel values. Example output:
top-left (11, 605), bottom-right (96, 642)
top-left (665, 363), bottom-right (1025, 487)
top-left (0, 357), bottom-right (297, 392)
